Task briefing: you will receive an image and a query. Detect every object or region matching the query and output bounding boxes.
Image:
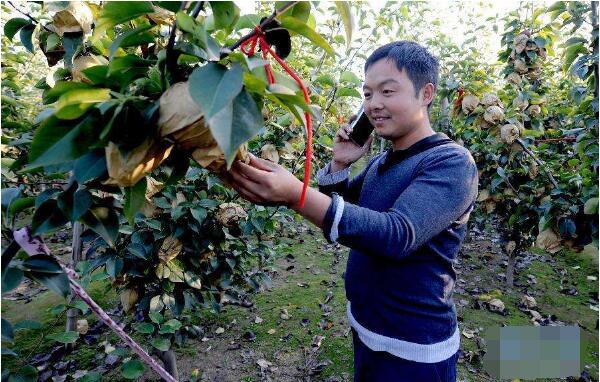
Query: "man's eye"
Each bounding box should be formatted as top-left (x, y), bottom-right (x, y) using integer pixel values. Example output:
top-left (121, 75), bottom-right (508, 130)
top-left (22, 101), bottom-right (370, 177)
top-left (383, 89), bottom-right (394, 94)
top-left (363, 93), bottom-right (371, 98)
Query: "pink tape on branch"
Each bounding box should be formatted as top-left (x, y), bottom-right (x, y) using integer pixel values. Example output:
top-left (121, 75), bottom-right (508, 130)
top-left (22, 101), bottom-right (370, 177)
top-left (13, 227), bottom-right (178, 382)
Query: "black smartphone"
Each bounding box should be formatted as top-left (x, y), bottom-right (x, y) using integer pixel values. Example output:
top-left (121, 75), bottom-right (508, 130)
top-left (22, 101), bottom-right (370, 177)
top-left (348, 105), bottom-right (374, 147)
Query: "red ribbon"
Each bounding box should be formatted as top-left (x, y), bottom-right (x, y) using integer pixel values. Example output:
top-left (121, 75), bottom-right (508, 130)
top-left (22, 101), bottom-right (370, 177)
top-left (240, 26), bottom-right (313, 208)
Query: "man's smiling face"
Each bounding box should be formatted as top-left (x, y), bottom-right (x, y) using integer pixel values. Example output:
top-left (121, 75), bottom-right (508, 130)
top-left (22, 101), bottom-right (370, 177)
top-left (362, 59), bottom-right (430, 142)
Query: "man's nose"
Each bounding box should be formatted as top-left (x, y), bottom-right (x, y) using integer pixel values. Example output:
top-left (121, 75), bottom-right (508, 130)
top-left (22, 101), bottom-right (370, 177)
top-left (366, 94), bottom-right (384, 112)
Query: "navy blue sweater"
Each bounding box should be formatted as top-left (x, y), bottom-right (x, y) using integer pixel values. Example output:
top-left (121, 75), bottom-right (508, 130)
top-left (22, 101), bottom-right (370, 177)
top-left (318, 133), bottom-right (478, 346)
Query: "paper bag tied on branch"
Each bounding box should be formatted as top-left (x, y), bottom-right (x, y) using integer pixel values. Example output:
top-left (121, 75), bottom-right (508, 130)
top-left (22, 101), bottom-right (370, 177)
top-left (105, 81), bottom-right (248, 187)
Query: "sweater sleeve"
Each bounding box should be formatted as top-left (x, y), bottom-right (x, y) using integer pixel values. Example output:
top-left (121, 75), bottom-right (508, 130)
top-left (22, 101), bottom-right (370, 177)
top-left (317, 155), bottom-right (382, 204)
top-left (324, 150), bottom-right (479, 259)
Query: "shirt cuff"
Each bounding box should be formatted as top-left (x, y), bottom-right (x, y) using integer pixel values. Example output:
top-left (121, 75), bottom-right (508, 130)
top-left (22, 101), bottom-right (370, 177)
top-left (316, 162), bottom-right (351, 186)
top-left (322, 193), bottom-right (345, 243)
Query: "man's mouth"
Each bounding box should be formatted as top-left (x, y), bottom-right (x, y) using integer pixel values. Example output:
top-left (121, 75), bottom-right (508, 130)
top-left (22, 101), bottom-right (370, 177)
top-left (371, 116), bottom-right (389, 126)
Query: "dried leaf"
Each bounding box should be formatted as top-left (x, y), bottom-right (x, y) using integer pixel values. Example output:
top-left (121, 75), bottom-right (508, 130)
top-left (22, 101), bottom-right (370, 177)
top-left (120, 289), bottom-right (138, 313)
top-left (216, 202), bottom-right (248, 227)
top-left (158, 236), bottom-right (182, 263)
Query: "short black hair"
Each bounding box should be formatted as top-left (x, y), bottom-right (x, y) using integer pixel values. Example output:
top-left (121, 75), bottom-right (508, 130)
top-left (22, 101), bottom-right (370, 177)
top-left (364, 41), bottom-right (439, 108)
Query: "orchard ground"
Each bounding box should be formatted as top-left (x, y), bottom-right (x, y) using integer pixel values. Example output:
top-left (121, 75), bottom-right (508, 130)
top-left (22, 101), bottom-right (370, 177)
top-left (2, 218), bottom-right (598, 382)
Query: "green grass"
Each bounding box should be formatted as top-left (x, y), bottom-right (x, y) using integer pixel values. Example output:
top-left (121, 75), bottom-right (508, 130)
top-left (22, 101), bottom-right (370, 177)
top-left (2, 226), bottom-right (598, 382)
top-left (1, 277), bottom-right (117, 372)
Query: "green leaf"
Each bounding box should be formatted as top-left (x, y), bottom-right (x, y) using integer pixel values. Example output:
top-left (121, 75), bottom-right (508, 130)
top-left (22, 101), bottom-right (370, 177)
top-left (25, 116), bottom-right (100, 170)
top-left (184, 271), bottom-right (202, 289)
top-left (133, 322), bottom-right (154, 334)
top-left (4, 18), bottom-right (31, 41)
top-left (31, 199), bottom-right (69, 235)
top-left (19, 24), bottom-right (35, 53)
top-left (46, 33), bottom-right (61, 51)
top-left (334, 1), bottom-right (354, 48)
top-left (150, 337), bottom-right (171, 351)
top-left (209, 1), bottom-right (240, 30)
top-left (336, 87), bottom-right (361, 98)
top-left (127, 243), bottom-right (148, 260)
top-left (149, 311), bottom-right (164, 324)
top-left (265, 83), bottom-right (311, 125)
top-left (74, 149), bottom-right (108, 183)
top-left (121, 359), bottom-right (145, 379)
top-left (47, 330), bottom-right (78, 344)
top-left (55, 88), bottom-right (111, 120)
top-left (1, 318), bottom-right (14, 342)
top-left (315, 74), bottom-right (335, 86)
top-left (99, 2), bottom-right (155, 27)
top-left (9, 197), bottom-right (35, 216)
top-left (105, 257), bottom-right (123, 278)
top-left (153, 2), bottom-right (182, 12)
top-left (235, 14), bottom-right (261, 30)
top-left (158, 318), bottom-right (182, 334)
top-left (43, 81), bottom-right (93, 104)
top-left (124, 178), bottom-right (147, 225)
top-left (58, 188), bottom-right (93, 222)
top-left (563, 42), bottom-right (587, 72)
top-left (276, 1), bottom-right (310, 22)
top-left (547, 1), bottom-right (565, 13)
top-left (175, 11), bottom-right (198, 34)
top-left (340, 71), bottom-right (361, 85)
top-left (23, 255), bottom-right (63, 274)
top-left (584, 197), bottom-right (598, 215)
top-left (279, 16), bottom-right (334, 57)
top-left (190, 206), bottom-right (207, 225)
top-left (79, 206), bottom-right (119, 246)
top-left (107, 54), bottom-right (154, 84)
top-left (77, 371), bottom-right (102, 382)
top-left (206, 89), bottom-right (264, 168)
top-left (2, 267), bottom-right (23, 294)
top-left (63, 32), bottom-right (84, 68)
top-left (9, 365), bottom-right (38, 382)
top-left (70, 300), bottom-right (90, 314)
top-left (28, 270), bottom-right (70, 298)
top-left (1, 188), bottom-right (21, 215)
top-left (13, 320), bottom-right (42, 331)
top-left (188, 62), bottom-right (244, 119)
top-left (109, 25), bottom-right (155, 60)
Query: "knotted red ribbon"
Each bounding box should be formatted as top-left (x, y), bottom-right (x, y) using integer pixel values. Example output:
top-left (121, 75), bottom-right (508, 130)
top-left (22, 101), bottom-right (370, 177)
top-left (240, 26), bottom-right (313, 208)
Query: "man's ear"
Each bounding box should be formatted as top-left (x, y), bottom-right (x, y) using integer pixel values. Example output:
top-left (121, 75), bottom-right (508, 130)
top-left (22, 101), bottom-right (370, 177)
top-left (421, 83), bottom-right (435, 108)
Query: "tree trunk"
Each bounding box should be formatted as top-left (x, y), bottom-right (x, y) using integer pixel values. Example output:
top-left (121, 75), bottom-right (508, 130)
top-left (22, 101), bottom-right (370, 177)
top-left (158, 350), bottom-right (179, 381)
top-left (65, 221), bottom-right (84, 351)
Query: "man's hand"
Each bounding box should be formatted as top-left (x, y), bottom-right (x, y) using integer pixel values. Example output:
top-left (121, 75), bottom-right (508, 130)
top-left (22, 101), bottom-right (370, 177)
top-left (228, 154), bottom-right (304, 207)
top-left (332, 115), bottom-right (374, 172)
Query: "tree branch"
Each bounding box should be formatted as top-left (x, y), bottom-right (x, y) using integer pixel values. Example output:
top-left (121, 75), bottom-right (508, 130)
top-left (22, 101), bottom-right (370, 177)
top-left (224, 1), bottom-right (298, 56)
top-left (7, 1), bottom-right (53, 33)
top-left (163, 1), bottom-right (192, 88)
top-left (515, 138), bottom-right (560, 188)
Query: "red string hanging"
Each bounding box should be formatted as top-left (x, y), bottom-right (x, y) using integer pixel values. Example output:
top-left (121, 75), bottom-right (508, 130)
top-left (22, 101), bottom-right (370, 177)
top-left (240, 26), bottom-right (313, 208)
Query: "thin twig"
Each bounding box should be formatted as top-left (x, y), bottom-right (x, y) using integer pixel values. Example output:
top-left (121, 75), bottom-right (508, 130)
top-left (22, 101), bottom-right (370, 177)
top-left (534, 137), bottom-right (576, 143)
top-left (190, 0), bottom-right (204, 18)
top-left (515, 138), bottom-right (560, 188)
top-left (7, 1), bottom-right (53, 32)
top-left (2, 180), bottom-right (68, 186)
top-left (225, 1), bottom-right (298, 54)
top-left (163, 1), bottom-right (191, 89)
top-left (319, 25), bottom-right (376, 129)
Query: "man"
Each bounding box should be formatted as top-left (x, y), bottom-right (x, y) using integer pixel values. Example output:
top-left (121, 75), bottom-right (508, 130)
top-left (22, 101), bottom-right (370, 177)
top-left (228, 41), bottom-right (478, 381)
